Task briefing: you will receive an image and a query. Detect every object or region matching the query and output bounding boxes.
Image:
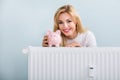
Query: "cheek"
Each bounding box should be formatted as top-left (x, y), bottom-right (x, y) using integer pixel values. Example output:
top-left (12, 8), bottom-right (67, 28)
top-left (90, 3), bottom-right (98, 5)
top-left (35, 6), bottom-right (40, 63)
top-left (71, 23), bottom-right (76, 29)
top-left (58, 27), bottom-right (64, 34)
top-left (58, 26), bottom-right (62, 30)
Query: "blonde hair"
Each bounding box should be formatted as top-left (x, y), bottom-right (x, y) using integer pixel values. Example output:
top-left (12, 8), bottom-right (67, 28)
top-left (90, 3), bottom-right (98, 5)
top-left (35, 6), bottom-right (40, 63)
top-left (53, 4), bottom-right (87, 46)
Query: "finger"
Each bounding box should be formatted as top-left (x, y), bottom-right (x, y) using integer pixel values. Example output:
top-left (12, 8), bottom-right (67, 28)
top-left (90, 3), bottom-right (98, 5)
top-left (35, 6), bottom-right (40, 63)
top-left (44, 37), bottom-right (48, 41)
top-left (42, 42), bottom-right (48, 47)
top-left (44, 35), bottom-right (48, 38)
top-left (44, 44), bottom-right (48, 47)
top-left (42, 39), bottom-right (48, 46)
top-left (44, 41), bottom-right (48, 44)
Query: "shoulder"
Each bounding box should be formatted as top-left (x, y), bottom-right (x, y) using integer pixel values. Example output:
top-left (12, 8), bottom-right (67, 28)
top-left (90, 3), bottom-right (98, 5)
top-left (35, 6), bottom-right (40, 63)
top-left (78, 30), bottom-right (95, 37)
top-left (85, 30), bottom-right (96, 39)
top-left (85, 30), bottom-right (95, 36)
top-left (78, 30), bottom-right (96, 42)
top-left (79, 30), bottom-right (97, 47)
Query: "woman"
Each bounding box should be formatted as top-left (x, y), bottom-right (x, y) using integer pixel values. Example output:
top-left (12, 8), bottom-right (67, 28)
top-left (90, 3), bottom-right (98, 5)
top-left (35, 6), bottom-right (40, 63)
top-left (42, 4), bottom-right (97, 47)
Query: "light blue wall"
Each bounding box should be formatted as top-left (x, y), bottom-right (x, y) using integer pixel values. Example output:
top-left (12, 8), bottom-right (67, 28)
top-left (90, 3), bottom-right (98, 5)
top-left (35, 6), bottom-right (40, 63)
top-left (0, 0), bottom-right (120, 80)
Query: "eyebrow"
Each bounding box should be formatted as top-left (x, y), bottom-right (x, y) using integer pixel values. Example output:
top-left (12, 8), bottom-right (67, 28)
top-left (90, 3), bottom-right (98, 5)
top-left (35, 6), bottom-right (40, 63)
top-left (58, 18), bottom-right (72, 22)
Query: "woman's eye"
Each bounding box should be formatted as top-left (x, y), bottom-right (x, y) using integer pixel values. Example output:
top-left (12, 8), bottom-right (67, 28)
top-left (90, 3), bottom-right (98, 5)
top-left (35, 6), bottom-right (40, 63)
top-left (67, 20), bottom-right (72, 23)
top-left (58, 22), bottom-right (63, 24)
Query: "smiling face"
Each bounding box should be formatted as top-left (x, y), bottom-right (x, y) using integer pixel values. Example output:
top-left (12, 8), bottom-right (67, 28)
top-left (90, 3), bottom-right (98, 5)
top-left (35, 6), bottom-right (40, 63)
top-left (58, 12), bottom-right (77, 39)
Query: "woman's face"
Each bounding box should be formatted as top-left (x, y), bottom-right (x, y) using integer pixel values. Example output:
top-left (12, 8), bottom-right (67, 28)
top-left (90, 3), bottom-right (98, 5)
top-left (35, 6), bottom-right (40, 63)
top-left (58, 12), bottom-right (77, 39)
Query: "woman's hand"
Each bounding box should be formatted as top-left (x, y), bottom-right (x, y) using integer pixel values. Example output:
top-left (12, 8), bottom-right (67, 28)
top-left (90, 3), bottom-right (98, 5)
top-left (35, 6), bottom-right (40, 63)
top-left (66, 41), bottom-right (81, 47)
top-left (42, 35), bottom-right (48, 47)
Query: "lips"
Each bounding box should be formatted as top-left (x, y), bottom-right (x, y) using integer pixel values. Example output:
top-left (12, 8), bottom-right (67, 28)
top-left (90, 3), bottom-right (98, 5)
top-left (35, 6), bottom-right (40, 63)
top-left (63, 28), bottom-right (71, 33)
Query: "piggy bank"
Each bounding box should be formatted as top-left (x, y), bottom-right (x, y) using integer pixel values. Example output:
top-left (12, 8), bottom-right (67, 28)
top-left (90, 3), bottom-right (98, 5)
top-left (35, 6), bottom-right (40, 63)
top-left (46, 30), bottom-right (61, 47)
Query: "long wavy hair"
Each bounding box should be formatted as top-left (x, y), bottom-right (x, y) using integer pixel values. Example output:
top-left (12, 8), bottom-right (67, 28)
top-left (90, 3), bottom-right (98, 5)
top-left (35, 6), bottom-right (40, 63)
top-left (53, 4), bottom-right (87, 46)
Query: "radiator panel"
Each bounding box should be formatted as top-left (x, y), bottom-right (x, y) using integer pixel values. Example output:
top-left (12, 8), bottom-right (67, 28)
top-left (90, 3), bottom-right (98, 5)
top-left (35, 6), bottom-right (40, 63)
top-left (25, 47), bottom-right (120, 80)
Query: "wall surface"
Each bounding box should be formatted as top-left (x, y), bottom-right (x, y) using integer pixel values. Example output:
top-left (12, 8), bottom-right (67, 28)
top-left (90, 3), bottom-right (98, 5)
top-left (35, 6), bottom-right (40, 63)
top-left (0, 0), bottom-right (120, 80)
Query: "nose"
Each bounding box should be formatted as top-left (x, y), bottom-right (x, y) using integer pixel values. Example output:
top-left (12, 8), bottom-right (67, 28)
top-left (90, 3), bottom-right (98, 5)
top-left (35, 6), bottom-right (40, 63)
top-left (63, 22), bottom-right (68, 28)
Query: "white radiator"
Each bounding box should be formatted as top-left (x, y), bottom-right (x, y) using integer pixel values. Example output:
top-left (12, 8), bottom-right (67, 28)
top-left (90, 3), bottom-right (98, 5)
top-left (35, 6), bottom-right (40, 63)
top-left (23, 46), bottom-right (120, 80)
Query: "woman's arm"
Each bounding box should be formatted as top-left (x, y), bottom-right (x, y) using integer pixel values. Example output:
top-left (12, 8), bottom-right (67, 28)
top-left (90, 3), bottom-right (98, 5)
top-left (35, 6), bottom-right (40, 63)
top-left (65, 41), bottom-right (81, 47)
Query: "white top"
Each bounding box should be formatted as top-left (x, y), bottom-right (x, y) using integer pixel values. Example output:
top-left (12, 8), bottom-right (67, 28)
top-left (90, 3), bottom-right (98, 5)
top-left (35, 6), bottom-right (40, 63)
top-left (66, 30), bottom-right (97, 47)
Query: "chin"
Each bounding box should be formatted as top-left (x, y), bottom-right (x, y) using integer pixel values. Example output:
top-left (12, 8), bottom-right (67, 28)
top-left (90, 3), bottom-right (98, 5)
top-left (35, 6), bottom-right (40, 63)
top-left (64, 33), bottom-right (72, 37)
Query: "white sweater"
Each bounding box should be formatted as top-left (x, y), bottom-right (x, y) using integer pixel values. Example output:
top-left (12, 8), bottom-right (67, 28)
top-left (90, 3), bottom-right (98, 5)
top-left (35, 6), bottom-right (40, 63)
top-left (66, 31), bottom-right (97, 47)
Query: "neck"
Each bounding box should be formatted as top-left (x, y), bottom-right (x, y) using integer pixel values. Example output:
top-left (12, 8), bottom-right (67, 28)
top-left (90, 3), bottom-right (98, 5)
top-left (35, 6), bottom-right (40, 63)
top-left (66, 31), bottom-right (78, 39)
